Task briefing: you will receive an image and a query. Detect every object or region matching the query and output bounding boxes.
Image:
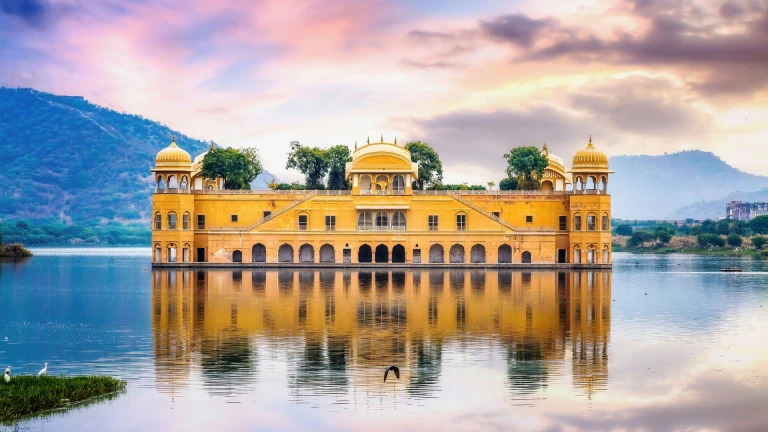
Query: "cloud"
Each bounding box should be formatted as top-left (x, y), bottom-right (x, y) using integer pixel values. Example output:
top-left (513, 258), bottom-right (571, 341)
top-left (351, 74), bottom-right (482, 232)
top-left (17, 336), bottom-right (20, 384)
top-left (479, 14), bottom-right (554, 48)
top-left (0, 0), bottom-right (74, 27)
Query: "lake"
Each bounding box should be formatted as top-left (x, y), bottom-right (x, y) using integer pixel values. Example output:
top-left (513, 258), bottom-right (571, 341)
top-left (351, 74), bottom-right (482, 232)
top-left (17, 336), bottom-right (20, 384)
top-left (2, 249), bottom-right (768, 431)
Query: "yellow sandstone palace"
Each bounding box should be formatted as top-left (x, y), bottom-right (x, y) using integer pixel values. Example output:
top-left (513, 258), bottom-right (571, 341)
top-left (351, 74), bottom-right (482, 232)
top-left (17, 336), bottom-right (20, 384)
top-left (151, 137), bottom-right (613, 267)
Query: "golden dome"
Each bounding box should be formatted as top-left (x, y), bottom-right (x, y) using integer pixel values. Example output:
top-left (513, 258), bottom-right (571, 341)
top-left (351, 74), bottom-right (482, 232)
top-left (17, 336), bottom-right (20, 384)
top-left (571, 136), bottom-right (611, 172)
top-left (155, 136), bottom-right (191, 168)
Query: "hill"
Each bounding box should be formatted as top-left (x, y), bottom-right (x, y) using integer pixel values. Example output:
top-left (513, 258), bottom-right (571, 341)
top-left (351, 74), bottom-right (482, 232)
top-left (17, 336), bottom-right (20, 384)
top-left (0, 87), bottom-right (212, 224)
top-left (668, 187), bottom-right (768, 220)
top-left (609, 151), bottom-right (768, 219)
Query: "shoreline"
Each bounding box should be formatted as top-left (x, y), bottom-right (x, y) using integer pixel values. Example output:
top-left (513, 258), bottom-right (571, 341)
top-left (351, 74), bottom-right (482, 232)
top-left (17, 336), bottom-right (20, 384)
top-left (151, 262), bottom-right (613, 270)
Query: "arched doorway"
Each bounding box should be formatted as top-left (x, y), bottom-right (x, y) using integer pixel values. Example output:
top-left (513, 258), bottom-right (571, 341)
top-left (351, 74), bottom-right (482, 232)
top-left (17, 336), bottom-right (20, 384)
top-left (522, 251), bottom-right (532, 263)
top-left (392, 244), bottom-right (406, 263)
top-left (358, 245), bottom-right (372, 263)
top-left (449, 244), bottom-right (465, 263)
top-left (375, 244), bottom-right (389, 263)
top-left (299, 244), bottom-right (314, 263)
top-left (233, 250), bottom-right (243, 263)
top-left (498, 244), bottom-right (512, 263)
top-left (320, 244), bottom-right (335, 263)
top-left (470, 244), bottom-right (486, 263)
top-left (278, 244), bottom-right (294, 263)
top-left (252, 243), bottom-right (266, 262)
top-left (541, 180), bottom-right (553, 191)
top-left (429, 244), bottom-right (444, 263)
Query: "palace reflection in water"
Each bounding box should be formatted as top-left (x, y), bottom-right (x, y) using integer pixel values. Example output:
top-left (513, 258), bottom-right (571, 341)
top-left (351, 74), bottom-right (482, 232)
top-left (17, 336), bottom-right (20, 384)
top-left (152, 269), bottom-right (610, 403)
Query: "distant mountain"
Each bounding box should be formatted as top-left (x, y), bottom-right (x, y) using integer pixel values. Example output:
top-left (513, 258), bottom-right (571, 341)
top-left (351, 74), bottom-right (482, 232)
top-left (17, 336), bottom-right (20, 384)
top-left (669, 188), bottom-right (768, 220)
top-left (609, 151), bottom-right (768, 219)
top-left (251, 169), bottom-right (278, 190)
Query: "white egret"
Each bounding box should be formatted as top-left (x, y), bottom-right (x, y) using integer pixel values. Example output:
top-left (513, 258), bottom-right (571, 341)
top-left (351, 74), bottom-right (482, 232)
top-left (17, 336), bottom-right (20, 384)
top-left (4, 366), bottom-right (10, 383)
top-left (38, 363), bottom-right (47, 377)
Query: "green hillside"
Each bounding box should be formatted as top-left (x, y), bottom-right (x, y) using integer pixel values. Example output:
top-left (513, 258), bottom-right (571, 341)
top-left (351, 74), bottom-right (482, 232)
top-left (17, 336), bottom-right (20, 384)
top-left (0, 87), bottom-right (210, 224)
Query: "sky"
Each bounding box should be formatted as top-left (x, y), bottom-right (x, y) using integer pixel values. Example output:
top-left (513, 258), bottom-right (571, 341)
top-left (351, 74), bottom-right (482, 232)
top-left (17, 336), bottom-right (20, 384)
top-left (1, 0), bottom-right (767, 184)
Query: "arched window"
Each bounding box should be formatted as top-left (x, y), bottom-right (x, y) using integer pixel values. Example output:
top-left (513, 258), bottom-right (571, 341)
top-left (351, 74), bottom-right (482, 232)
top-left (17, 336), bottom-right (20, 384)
top-left (154, 212), bottom-right (162, 230)
top-left (154, 243), bottom-right (162, 261)
top-left (586, 176), bottom-right (596, 190)
top-left (587, 245), bottom-right (597, 264)
top-left (587, 213), bottom-right (596, 231)
top-left (573, 246), bottom-right (582, 264)
top-left (541, 180), bottom-right (554, 192)
top-left (574, 213), bottom-right (582, 231)
top-left (393, 175), bottom-right (405, 194)
top-left (180, 176), bottom-right (188, 192)
top-left (602, 213), bottom-right (609, 231)
top-left (521, 251), bottom-right (532, 264)
top-left (575, 177), bottom-right (583, 191)
top-left (375, 211), bottom-right (389, 230)
top-left (456, 212), bottom-right (467, 231)
top-left (156, 176), bottom-right (166, 192)
top-left (358, 211), bottom-right (373, 230)
top-left (182, 244), bottom-right (190, 262)
top-left (233, 250), bottom-right (243, 263)
top-left (167, 243), bottom-right (177, 263)
top-left (182, 212), bottom-right (190, 230)
top-left (375, 175), bottom-right (389, 194)
top-left (167, 212), bottom-right (177, 230)
top-left (168, 175), bottom-right (179, 190)
top-left (392, 212), bottom-right (406, 230)
top-left (602, 244), bottom-right (610, 264)
top-left (360, 175), bottom-right (372, 194)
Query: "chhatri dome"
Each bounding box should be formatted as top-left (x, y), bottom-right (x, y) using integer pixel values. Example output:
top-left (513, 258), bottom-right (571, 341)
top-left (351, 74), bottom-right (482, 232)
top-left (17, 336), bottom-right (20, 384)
top-left (346, 136), bottom-right (419, 179)
top-left (155, 136), bottom-right (191, 168)
top-left (542, 144), bottom-right (567, 177)
top-left (571, 136), bottom-right (611, 173)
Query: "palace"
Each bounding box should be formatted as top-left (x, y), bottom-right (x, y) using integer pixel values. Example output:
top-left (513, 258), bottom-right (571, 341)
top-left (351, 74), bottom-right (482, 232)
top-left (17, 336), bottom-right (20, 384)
top-left (151, 137), bottom-right (613, 267)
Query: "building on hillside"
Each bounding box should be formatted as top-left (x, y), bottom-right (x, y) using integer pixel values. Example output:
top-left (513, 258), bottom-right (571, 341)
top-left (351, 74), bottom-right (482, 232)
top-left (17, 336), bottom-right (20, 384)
top-left (151, 137), bottom-right (613, 267)
top-left (726, 201), bottom-right (768, 221)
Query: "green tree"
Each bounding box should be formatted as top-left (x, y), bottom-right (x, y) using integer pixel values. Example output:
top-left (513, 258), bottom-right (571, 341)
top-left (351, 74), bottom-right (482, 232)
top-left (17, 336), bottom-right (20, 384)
top-left (325, 145), bottom-right (352, 190)
top-left (405, 141), bottom-right (443, 190)
top-left (749, 215), bottom-right (768, 235)
top-left (201, 147), bottom-right (263, 190)
top-left (656, 230), bottom-right (672, 245)
top-left (630, 230), bottom-right (656, 247)
top-left (286, 141), bottom-right (329, 190)
top-left (697, 233), bottom-right (725, 248)
top-left (499, 177), bottom-right (518, 191)
top-left (727, 233), bottom-right (743, 247)
top-left (752, 236), bottom-right (768, 250)
top-left (503, 147), bottom-right (549, 190)
top-left (615, 224), bottom-right (633, 236)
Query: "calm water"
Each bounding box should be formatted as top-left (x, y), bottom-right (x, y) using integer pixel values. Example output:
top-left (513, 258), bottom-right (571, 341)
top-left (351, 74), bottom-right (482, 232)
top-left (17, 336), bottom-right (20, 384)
top-left (2, 250), bottom-right (768, 431)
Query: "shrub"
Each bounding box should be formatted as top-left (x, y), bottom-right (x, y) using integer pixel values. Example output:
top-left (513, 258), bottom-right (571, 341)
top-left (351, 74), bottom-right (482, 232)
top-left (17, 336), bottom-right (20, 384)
top-left (697, 233), bottom-right (725, 248)
top-left (615, 224), bottom-right (632, 236)
top-left (752, 236), bottom-right (768, 250)
top-left (727, 234), bottom-right (743, 247)
top-left (656, 230), bottom-right (673, 245)
top-left (630, 230), bottom-right (656, 247)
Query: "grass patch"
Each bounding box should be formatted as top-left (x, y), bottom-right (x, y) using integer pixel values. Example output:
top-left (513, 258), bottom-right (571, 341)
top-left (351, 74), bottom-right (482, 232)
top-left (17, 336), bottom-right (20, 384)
top-left (0, 375), bottom-right (126, 423)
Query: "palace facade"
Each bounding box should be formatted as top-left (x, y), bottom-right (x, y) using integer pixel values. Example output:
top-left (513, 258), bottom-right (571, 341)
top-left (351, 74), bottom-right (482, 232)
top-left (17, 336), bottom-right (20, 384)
top-left (151, 137), bottom-right (613, 267)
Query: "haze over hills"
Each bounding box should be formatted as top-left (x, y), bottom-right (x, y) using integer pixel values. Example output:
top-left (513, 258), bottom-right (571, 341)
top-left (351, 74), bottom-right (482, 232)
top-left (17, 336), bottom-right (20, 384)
top-left (1, 88), bottom-right (766, 229)
top-left (608, 151), bottom-right (768, 219)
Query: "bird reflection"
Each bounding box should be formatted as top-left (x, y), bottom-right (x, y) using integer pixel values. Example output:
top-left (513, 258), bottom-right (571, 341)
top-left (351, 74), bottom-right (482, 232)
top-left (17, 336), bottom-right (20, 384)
top-left (151, 269), bottom-right (611, 403)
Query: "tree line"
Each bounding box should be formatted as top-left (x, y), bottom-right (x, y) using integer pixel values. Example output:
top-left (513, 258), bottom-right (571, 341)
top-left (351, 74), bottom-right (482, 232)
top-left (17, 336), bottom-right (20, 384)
top-left (614, 216), bottom-right (768, 250)
top-left (200, 139), bottom-right (552, 191)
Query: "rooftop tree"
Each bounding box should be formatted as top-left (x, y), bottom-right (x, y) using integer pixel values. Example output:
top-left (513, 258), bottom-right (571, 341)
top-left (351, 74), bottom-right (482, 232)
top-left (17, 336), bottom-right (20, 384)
top-left (504, 146), bottom-right (549, 190)
top-left (286, 141), bottom-right (329, 190)
top-left (325, 145), bottom-right (352, 190)
top-left (405, 141), bottom-right (443, 190)
top-left (201, 146), bottom-right (263, 190)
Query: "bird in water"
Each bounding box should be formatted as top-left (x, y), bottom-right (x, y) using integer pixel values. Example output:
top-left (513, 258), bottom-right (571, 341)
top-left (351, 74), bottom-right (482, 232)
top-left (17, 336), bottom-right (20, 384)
top-left (4, 366), bottom-right (10, 383)
top-left (38, 363), bottom-right (48, 377)
top-left (384, 365), bottom-right (400, 382)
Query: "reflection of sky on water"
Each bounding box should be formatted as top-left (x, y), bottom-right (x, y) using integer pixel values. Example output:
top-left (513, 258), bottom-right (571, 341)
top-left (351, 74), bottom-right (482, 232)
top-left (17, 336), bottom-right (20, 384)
top-left (0, 252), bottom-right (767, 431)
